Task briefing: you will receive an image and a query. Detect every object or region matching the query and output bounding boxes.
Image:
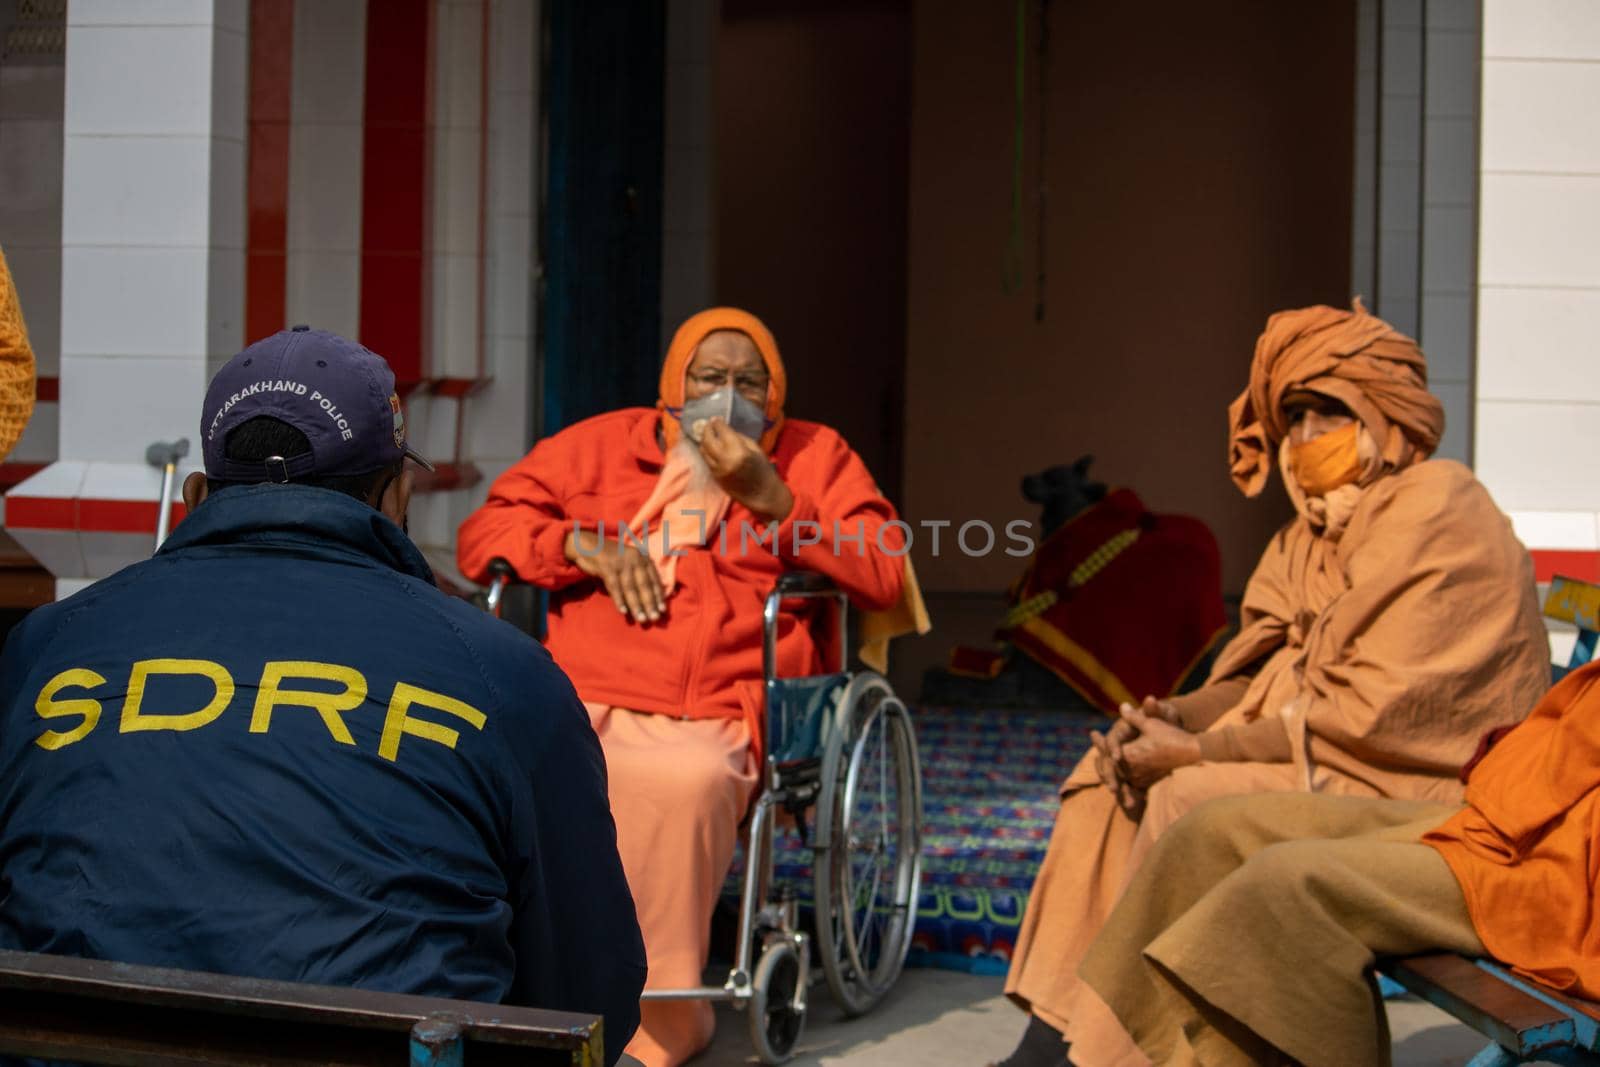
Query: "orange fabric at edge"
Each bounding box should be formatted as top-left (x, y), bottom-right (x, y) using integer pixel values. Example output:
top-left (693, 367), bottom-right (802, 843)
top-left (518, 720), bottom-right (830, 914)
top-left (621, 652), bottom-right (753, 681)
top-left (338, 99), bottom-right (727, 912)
top-left (1425, 661), bottom-right (1600, 999)
top-left (657, 307), bottom-right (787, 454)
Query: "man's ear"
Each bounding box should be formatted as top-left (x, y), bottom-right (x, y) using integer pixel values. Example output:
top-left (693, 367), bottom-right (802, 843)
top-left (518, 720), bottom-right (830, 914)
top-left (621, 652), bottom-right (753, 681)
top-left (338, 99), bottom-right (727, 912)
top-left (181, 472), bottom-right (209, 512)
top-left (378, 465), bottom-right (415, 529)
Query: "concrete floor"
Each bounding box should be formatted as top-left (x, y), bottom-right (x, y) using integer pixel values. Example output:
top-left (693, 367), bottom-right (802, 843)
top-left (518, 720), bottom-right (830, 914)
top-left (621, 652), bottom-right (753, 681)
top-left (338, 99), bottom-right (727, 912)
top-left (690, 968), bottom-right (1550, 1066)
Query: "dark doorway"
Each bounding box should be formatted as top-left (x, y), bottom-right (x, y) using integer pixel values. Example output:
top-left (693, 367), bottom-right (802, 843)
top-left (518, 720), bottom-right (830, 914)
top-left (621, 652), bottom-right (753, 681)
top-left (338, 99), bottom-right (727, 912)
top-left (540, 0), bottom-right (667, 433)
top-left (715, 0), bottom-right (911, 502)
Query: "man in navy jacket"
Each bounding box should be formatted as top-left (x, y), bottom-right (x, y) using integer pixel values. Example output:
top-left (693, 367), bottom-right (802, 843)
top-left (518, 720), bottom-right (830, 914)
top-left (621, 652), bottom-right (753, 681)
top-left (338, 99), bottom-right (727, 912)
top-left (0, 328), bottom-right (645, 1063)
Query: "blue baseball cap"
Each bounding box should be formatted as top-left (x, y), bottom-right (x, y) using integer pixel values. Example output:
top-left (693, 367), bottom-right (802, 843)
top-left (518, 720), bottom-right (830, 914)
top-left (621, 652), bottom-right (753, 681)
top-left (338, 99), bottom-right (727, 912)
top-left (201, 326), bottom-right (433, 483)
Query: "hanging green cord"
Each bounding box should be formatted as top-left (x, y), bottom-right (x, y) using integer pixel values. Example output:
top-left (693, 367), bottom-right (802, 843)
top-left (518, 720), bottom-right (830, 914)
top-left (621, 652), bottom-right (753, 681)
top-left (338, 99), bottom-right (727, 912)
top-left (1003, 0), bottom-right (1025, 294)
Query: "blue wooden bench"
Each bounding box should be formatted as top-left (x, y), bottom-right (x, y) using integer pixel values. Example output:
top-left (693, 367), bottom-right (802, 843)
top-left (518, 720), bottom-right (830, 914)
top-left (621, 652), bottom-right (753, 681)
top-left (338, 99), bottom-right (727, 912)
top-left (1543, 574), bottom-right (1600, 682)
top-left (1381, 954), bottom-right (1600, 1066)
top-left (0, 948), bottom-right (605, 1065)
top-left (1371, 576), bottom-right (1600, 1065)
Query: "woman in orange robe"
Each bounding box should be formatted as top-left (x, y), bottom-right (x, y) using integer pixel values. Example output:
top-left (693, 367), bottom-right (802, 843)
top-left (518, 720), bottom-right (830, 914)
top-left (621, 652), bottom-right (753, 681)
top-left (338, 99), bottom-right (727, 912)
top-left (458, 308), bottom-right (906, 1067)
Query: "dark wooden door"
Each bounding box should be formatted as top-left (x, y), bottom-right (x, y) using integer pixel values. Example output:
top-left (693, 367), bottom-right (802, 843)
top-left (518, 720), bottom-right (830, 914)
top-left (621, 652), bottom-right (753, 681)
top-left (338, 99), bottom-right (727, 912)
top-left (540, 0), bottom-right (666, 434)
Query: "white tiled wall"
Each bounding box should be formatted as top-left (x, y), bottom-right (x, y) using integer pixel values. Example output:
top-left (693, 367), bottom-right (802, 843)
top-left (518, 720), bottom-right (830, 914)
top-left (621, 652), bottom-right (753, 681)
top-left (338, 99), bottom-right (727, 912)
top-left (1477, 0), bottom-right (1600, 523)
top-left (1357, 0), bottom-right (1478, 464)
top-left (429, 0), bottom-right (486, 382)
top-left (660, 0), bottom-right (717, 342)
top-left (410, 0), bottom-right (537, 572)
top-left (1419, 0), bottom-right (1479, 463)
top-left (285, 0), bottom-right (365, 340)
top-left (59, 0), bottom-right (246, 463)
top-left (1376, 0), bottom-right (1423, 339)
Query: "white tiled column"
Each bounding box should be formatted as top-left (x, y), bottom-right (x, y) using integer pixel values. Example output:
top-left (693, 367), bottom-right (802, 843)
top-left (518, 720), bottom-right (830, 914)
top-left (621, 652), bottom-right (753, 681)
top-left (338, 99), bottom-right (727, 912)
top-left (1354, 0), bottom-right (1479, 464)
top-left (6, 0), bottom-right (247, 592)
top-left (1476, 0), bottom-right (1600, 579)
top-left (1376, 0), bottom-right (1423, 340)
top-left (286, 0), bottom-right (366, 338)
top-left (410, 0), bottom-right (538, 583)
top-left (1419, 0), bottom-right (1480, 463)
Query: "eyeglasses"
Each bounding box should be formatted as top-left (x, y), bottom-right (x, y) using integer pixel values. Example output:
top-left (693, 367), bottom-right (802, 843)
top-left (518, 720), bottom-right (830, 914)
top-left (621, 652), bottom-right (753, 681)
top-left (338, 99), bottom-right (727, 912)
top-left (689, 370), bottom-right (769, 394)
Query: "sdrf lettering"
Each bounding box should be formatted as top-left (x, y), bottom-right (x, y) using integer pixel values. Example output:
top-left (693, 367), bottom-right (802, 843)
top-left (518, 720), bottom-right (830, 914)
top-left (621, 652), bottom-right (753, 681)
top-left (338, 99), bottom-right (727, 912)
top-left (32, 660), bottom-right (486, 763)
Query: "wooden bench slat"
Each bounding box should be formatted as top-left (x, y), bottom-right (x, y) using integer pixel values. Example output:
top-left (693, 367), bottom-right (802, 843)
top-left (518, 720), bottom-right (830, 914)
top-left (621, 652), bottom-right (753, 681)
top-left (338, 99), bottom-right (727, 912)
top-left (1383, 954), bottom-right (1576, 1057)
top-left (1473, 960), bottom-right (1600, 1051)
top-left (0, 950), bottom-right (601, 1066)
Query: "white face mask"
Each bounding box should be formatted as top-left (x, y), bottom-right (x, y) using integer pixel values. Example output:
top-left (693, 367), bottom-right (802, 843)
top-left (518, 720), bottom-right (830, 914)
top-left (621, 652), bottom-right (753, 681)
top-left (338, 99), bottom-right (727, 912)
top-left (679, 387), bottom-right (766, 443)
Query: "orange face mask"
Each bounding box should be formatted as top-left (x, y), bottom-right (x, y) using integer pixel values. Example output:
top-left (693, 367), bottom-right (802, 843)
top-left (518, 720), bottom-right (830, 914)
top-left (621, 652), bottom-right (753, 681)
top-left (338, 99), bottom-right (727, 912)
top-left (1289, 421), bottom-right (1362, 497)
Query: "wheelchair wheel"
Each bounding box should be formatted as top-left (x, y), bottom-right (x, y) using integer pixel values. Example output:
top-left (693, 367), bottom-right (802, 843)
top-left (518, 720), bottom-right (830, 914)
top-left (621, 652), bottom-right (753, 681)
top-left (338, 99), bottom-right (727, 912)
top-left (814, 672), bottom-right (923, 1016)
top-left (748, 939), bottom-right (806, 1064)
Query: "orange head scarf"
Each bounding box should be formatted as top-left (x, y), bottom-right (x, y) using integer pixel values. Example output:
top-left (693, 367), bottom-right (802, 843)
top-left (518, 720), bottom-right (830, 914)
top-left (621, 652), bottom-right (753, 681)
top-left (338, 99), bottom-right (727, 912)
top-left (1227, 298), bottom-right (1445, 498)
top-left (657, 307), bottom-right (788, 454)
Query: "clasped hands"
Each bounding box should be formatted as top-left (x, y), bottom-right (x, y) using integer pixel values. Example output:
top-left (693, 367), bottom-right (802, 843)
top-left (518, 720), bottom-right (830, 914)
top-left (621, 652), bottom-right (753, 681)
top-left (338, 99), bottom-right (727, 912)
top-left (561, 416), bottom-right (794, 624)
top-left (1090, 696), bottom-right (1204, 817)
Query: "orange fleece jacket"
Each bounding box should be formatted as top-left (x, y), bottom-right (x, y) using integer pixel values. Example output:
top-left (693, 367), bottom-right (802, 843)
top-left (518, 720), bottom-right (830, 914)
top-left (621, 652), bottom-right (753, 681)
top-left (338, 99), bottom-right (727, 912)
top-left (458, 408), bottom-right (905, 725)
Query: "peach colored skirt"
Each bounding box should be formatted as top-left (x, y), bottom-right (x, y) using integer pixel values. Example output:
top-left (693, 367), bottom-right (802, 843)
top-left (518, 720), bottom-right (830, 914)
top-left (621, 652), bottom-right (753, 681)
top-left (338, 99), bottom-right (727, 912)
top-left (586, 705), bottom-right (758, 1067)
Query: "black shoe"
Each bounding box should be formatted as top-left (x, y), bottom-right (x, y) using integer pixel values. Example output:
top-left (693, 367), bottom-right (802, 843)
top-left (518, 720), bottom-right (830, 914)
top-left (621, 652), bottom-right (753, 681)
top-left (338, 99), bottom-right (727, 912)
top-left (989, 1014), bottom-right (1070, 1067)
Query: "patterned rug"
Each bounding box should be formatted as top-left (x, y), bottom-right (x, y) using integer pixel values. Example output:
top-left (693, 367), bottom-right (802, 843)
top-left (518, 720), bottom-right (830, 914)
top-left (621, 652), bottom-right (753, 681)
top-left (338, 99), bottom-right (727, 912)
top-left (724, 705), bottom-right (1099, 975)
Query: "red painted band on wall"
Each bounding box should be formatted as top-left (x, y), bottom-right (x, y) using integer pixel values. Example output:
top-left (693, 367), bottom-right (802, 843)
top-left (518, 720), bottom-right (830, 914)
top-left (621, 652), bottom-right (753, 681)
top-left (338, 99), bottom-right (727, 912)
top-left (1531, 549), bottom-right (1600, 585)
top-left (36, 376), bottom-right (57, 403)
top-left (5, 496), bottom-right (186, 535)
top-left (246, 0), bottom-right (294, 344)
top-left (361, 0), bottom-right (433, 391)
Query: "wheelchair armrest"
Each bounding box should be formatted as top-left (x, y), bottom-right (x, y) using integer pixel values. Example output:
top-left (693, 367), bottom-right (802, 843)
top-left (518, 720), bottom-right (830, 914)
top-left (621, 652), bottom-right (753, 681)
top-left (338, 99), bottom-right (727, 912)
top-left (772, 571), bottom-right (837, 596)
top-left (764, 571), bottom-right (848, 678)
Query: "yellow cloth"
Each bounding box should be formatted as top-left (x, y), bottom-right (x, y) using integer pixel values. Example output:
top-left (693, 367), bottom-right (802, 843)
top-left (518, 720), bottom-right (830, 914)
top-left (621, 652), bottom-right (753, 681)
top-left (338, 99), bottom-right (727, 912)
top-left (859, 556), bottom-right (931, 673)
top-left (0, 245), bottom-right (37, 462)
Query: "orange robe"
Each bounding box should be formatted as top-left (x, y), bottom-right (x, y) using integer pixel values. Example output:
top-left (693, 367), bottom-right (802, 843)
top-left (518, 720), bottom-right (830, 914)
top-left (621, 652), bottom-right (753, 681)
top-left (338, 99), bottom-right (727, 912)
top-left (457, 408), bottom-right (904, 1066)
top-left (1005, 459), bottom-right (1552, 1058)
top-left (1426, 660), bottom-right (1600, 999)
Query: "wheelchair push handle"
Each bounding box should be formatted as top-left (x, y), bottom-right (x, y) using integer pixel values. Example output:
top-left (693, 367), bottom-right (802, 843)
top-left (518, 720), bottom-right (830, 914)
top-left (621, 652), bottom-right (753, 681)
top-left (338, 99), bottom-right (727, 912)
top-left (763, 571), bottom-right (849, 679)
top-left (485, 558), bottom-right (515, 618)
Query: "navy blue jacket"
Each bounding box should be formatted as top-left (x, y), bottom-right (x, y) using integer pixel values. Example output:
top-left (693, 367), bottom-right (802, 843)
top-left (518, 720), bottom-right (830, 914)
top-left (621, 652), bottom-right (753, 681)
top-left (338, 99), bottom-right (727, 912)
top-left (0, 485), bottom-right (644, 1062)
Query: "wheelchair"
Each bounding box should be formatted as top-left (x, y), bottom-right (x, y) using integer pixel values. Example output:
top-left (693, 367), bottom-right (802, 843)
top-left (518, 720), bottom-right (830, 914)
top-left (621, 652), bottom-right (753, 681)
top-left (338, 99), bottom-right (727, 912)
top-left (484, 562), bottom-right (924, 1063)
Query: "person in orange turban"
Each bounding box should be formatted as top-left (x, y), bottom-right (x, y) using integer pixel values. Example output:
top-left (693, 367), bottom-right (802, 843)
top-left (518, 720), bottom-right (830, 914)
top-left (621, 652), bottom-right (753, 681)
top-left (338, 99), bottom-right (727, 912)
top-left (991, 301), bottom-right (1551, 1067)
top-left (458, 308), bottom-right (911, 1067)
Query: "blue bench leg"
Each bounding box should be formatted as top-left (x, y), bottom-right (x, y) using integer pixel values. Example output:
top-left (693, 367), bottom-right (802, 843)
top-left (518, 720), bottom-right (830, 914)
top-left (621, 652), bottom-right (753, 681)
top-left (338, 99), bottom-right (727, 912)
top-left (1465, 1044), bottom-right (1519, 1067)
top-left (410, 1012), bottom-right (467, 1067)
top-left (1466, 1043), bottom-right (1600, 1067)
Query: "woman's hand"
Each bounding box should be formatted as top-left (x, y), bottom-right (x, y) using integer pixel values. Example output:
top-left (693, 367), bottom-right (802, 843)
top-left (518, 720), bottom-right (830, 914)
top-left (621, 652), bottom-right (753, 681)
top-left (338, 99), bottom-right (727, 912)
top-left (564, 528), bottom-right (666, 623)
top-left (699, 417), bottom-right (794, 520)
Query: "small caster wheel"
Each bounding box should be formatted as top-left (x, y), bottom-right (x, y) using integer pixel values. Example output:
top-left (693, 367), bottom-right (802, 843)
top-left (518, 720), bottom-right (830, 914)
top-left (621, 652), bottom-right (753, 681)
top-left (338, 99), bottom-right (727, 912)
top-left (749, 939), bottom-right (806, 1064)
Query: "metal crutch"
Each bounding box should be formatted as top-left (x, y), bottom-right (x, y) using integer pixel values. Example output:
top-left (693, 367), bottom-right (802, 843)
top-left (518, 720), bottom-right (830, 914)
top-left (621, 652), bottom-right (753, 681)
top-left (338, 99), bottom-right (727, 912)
top-left (145, 438), bottom-right (190, 552)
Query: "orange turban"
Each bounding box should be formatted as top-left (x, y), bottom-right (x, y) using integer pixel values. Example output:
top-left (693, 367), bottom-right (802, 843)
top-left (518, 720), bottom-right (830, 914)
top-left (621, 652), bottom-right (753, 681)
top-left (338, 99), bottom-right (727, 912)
top-left (657, 307), bottom-right (788, 454)
top-left (1227, 299), bottom-right (1445, 497)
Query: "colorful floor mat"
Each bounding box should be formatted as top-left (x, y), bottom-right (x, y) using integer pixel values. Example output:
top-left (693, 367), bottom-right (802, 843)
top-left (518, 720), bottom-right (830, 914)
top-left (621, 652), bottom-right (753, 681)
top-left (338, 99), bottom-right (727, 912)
top-left (724, 705), bottom-right (1099, 976)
